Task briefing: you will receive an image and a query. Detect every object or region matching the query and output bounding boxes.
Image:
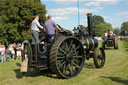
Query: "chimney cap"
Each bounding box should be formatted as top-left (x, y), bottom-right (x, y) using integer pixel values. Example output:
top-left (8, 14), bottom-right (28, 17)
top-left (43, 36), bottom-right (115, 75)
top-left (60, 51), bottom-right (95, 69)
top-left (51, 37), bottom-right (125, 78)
top-left (87, 13), bottom-right (92, 16)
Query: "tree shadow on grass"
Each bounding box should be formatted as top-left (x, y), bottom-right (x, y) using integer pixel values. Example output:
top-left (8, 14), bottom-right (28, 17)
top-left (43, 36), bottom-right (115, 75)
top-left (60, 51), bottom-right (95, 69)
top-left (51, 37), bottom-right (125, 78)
top-left (101, 76), bottom-right (128, 85)
top-left (14, 63), bottom-right (60, 79)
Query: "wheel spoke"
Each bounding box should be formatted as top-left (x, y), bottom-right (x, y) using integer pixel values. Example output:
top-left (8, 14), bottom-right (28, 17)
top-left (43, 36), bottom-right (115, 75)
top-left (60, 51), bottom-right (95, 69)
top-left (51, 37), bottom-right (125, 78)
top-left (68, 64), bottom-right (73, 75)
top-left (71, 48), bottom-right (79, 56)
top-left (72, 61), bottom-right (80, 69)
top-left (76, 45), bottom-right (80, 50)
top-left (73, 58), bottom-right (80, 64)
top-left (57, 56), bottom-right (65, 59)
top-left (58, 51), bottom-right (64, 56)
top-left (73, 56), bottom-right (82, 58)
top-left (97, 54), bottom-right (104, 65)
top-left (65, 42), bottom-right (69, 52)
top-left (65, 64), bottom-right (69, 73)
top-left (70, 44), bottom-right (76, 53)
top-left (69, 40), bottom-right (73, 51)
top-left (58, 60), bottom-right (66, 69)
top-left (71, 62), bottom-right (74, 72)
top-left (62, 63), bottom-right (66, 73)
top-left (59, 47), bottom-right (67, 55)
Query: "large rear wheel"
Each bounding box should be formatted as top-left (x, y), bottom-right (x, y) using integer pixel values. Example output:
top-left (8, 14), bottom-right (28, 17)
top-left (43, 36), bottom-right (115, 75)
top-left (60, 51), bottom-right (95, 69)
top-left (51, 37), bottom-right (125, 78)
top-left (50, 37), bottom-right (85, 78)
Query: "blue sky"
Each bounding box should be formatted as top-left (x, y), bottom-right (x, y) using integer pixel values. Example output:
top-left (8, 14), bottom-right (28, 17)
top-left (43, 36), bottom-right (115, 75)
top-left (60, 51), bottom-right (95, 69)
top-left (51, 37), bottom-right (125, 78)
top-left (41, 0), bottom-right (128, 30)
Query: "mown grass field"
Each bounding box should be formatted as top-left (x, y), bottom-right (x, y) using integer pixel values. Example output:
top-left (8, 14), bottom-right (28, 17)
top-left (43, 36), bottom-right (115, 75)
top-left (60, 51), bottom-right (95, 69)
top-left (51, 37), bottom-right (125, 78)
top-left (0, 41), bottom-right (128, 85)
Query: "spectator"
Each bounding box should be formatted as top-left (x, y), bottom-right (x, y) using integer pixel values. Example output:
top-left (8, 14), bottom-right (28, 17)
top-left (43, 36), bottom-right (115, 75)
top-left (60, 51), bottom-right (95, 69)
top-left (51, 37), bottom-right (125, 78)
top-left (13, 43), bottom-right (17, 59)
top-left (16, 43), bottom-right (21, 60)
top-left (0, 45), bottom-right (2, 62)
top-left (0, 45), bottom-right (6, 63)
top-left (21, 43), bottom-right (24, 60)
top-left (6, 44), bottom-right (13, 61)
top-left (10, 44), bottom-right (15, 60)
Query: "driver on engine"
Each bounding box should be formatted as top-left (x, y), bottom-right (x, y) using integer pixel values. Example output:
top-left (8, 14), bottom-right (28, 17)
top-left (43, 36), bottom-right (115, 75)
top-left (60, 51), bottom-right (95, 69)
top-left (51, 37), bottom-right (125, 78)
top-left (44, 15), bottom-right (61, 43)
top-left (108, 29), bottom-right (113, 38)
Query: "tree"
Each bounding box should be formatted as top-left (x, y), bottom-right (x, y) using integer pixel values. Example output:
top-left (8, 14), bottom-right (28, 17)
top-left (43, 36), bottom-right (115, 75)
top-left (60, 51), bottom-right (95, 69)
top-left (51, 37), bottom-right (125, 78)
top-left (121, 21), bottom-right (128, 36)
top-left (0, 0), bottom-right (47, 44)
top-left (94, 23), bottom-right (113, 37)
top-left (93, 15), bottom-right (105, 26)
top-left (114, 27), bottom-right (121, 35)
top-left (92, 15), bottom-right (113, 37)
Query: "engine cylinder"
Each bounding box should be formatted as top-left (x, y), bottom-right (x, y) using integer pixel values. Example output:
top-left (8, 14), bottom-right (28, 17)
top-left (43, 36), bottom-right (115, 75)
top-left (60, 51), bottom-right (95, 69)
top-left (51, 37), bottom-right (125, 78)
top-left (84, 38), bottom-right (98, 50)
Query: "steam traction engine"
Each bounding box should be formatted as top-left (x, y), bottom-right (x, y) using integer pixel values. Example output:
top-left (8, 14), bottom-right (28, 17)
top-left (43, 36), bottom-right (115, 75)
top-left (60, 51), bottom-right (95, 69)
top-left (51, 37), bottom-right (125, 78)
top-left (21, 13), bottom-right (105, 79)
top-left (102, 34), bottom-right (119, 49)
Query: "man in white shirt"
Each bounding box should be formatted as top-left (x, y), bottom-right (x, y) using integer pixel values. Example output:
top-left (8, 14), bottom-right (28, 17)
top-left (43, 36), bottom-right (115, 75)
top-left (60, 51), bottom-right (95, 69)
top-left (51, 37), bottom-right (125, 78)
top-left (31, 16), bottom-right (43, 44)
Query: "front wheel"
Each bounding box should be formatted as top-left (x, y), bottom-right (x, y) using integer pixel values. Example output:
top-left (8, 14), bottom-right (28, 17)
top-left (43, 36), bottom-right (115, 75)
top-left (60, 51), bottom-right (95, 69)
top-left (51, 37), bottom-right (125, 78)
top-left (93, 47), bottom-right (105, 68)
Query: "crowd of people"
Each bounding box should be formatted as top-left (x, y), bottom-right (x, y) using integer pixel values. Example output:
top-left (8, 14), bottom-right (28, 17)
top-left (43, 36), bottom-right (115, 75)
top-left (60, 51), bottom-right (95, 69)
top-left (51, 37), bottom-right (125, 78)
top-left (0, 43), bottom-right (23, 63)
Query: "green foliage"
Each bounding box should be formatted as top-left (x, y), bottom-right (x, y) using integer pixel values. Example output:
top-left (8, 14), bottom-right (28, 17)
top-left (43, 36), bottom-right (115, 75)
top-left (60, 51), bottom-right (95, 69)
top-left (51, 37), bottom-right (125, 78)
top-left (0, 0), bottom-right (47, 44)
top-left (94, 23), bottom-right (113, 37)
top-left (93, 15), bottom-right (105, 26)
top-left (114, 27), bottom-right (121, 35)
top-left (120, 21), bottom-right (128, 36)
top-left (92, 15), bottom-right (113, 37)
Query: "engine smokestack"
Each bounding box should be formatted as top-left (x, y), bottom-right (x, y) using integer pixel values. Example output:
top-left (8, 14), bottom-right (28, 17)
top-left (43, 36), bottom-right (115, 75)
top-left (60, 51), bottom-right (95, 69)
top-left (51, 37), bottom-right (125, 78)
top-left (87, 13), bottom-right (93, 37)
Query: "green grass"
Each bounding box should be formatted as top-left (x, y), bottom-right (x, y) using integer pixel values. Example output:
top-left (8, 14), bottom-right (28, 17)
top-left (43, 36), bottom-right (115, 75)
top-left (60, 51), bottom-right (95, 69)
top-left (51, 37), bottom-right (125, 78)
top-left (0, 41), bottom-right (128, 85)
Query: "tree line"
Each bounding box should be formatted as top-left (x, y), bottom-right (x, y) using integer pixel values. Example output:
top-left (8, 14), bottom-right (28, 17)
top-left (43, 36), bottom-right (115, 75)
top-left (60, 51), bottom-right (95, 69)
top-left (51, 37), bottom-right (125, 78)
top-left (92, 15), bottom-right (128, 37)
top-left (0, 0), bottom-right (47, 44)
top-left (0, 0), bottom-right (128, 44)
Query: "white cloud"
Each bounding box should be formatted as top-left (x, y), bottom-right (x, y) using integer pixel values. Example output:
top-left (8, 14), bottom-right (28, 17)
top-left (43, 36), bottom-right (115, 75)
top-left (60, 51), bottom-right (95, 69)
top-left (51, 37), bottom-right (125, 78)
top-left (52, 16), bottom-right (67, 22)
top-left (48, 7), bottom-right (103, 16)
top-left (116, 11), bottom-right (128, 16)
top-left (54, 0), bottom-right (85, 4)
top-left (103, 16), bottom-right (110, 19)
top-left (85, 1), bottom-right (100, 6)
top-left (85, 0), bottom-right (119, 7)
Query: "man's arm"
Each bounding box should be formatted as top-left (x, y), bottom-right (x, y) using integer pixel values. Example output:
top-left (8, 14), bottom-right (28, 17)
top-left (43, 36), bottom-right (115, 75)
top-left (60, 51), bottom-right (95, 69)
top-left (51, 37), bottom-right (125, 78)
top-left (56, 25), bottom-right (61, 31)
top-left (43, 27), bottom-right (46, 32)
top-left (36, 20), bottom-right (43, 29)
top-left (52, 20), bottom-right (61, 31)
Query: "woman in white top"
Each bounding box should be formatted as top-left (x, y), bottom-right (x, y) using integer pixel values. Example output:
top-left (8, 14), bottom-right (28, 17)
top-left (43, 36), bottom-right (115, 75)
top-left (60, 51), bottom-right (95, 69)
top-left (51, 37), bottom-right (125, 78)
top-left (0, 45), bottom-right (6, 63)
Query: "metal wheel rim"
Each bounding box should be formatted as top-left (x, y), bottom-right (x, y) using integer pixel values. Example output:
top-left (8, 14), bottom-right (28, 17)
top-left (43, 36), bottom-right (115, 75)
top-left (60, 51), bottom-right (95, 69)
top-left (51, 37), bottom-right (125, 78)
top-left (56, 38), bottom-right (85, 77)
top-left (97, 49), bottom-right (104, 65)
